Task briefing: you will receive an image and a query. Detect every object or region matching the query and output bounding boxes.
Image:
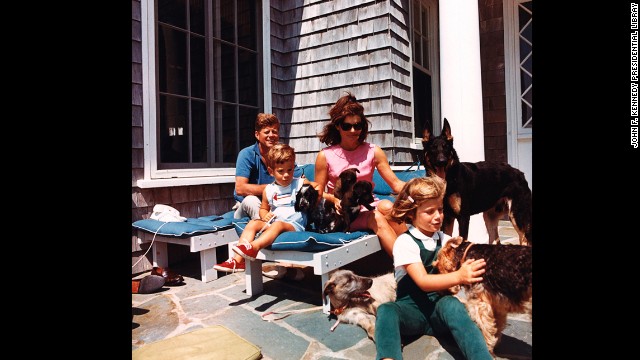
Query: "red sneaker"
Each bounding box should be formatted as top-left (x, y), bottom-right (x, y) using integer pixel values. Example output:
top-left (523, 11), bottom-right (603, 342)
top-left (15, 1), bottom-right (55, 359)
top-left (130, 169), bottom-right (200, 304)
top-left (232, 243), bottom-right (259, 261)
top-left (213, 258), bottom-right (245, 273)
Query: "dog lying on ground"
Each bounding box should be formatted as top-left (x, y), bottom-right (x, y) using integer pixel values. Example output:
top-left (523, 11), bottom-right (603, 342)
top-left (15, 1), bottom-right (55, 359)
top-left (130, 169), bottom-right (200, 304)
top-left (433, 236), bottom-right (532, 353)
top-left (323, 269), bottom-right (396, 339)
top-left (423, 118), bottom-right (532, 245)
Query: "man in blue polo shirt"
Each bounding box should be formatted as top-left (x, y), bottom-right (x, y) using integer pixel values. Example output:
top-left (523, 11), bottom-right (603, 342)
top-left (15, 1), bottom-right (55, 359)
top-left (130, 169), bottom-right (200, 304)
top-left (233, 113), bottom-right (281, 219)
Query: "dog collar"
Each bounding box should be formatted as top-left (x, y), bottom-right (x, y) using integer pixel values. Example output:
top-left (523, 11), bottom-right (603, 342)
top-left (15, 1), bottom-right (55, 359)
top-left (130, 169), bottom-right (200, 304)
top-left (330, 305), bottom-right (347, 315)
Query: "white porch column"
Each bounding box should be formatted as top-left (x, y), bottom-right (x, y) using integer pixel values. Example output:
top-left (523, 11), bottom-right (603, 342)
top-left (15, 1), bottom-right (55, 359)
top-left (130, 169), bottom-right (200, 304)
top-left (439, 0), bottom-right (488, 243)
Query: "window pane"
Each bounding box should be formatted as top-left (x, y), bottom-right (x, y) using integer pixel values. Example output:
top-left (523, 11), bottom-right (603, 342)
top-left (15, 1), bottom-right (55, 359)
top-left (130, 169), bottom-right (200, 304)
top-left (238, 49), bottom-right (257, 106)
top-left (413, 32), bottom-right (420, 65)
top-left (190, 0), bottom-right (205, 35)
top-left (237, 0), bottom-right (256, 50)
top-left (159, 95), bottom-right (189, 163)
top-left (412, 67), bottom-right (432, 138)
top-left (214, 42), bottom-right (237, 102)
top-left (239, 106), bottom-right (258, 151)
top-left (158, 26), bottom-right (188, 95)
top-left (190, 34), bottom-right (206, 99)
top-left (221, 104), bottom-right (238, 163)
top-left (422, 37), bottom-right (429, 69)
top-left (521, 101), bottom-right (532, 128)
top-left (412, 1), bottom-right (420, 32)
top-left (220, 0), bottom-right (235, 42)
top-left (191, 99), bottom-right (207, 162)
top-left (421, 8), bottom-right (427, 35)
top-left (158, 0), bottom-right (186, 29)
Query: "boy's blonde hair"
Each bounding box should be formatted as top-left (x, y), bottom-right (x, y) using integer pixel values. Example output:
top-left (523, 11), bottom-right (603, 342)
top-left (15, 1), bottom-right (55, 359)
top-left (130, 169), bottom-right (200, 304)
top-left (267, 143), bottom-right (296, 168)
top-left (388, 176), bottom-right (447, 224)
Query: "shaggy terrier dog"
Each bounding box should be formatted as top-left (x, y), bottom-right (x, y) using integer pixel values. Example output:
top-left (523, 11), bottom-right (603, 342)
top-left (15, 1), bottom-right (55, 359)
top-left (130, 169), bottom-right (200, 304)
top-left (433, 237), bottom-right (532, 353)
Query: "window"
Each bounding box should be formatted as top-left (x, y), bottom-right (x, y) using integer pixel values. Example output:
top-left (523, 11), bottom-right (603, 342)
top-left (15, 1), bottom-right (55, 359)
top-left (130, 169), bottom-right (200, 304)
top-left (410, 0), bottom-right (440, 144)
top-left (143, 0), bottom-right (262, 179)
top-left (517, 1), bottom-right (533, 130)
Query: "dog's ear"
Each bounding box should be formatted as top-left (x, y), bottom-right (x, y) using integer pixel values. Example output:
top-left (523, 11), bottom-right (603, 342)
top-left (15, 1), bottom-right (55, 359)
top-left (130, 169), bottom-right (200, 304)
top-left (442, 118), bottom-right (453, 141)
top-left (447, 236), bottom-right (464, 248)
top-left (422, 126), bottom-right (432, 143)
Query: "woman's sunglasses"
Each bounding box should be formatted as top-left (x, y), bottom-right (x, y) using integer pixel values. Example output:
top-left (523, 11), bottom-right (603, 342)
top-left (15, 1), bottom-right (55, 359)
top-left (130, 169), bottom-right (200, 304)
top-left (339, 122), bottom-right (364, 131)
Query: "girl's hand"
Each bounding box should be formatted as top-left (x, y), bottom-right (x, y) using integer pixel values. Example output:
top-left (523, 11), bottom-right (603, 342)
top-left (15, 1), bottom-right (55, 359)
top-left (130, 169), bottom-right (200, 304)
top-left (457, 258), bottom-right (486, 285)
top-left (262, 212), bottom-right (275, 222)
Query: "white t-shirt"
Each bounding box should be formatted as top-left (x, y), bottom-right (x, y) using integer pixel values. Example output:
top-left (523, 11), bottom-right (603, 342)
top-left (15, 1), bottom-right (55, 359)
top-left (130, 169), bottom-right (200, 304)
top-left (392, 225), bottom-right (451, 283)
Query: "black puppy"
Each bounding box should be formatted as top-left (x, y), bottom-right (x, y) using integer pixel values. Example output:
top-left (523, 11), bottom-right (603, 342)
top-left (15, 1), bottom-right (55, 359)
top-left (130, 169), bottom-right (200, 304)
top-left (311, 199), bottom-right (346, 233)
top-left (423, 118), bottom-right (532, 245)
top-left (295, 183), bottom-right (345, 233)
top-left (340, 180), bottom-right (376, 223)
top-left (294, 183), bottom-right (319, 216)
top-left (334, 168), bottom-right (359, 200)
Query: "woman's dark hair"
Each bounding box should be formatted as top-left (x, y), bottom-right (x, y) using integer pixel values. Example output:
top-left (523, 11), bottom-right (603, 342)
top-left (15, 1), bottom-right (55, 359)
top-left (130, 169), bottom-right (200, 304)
top-left (318, 92), bottom-right (370, 146)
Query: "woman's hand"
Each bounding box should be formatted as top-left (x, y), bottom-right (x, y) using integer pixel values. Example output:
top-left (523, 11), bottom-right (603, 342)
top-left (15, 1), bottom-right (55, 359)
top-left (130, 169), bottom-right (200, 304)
top-left (456, 258), bottom-right (486, 285)
top-left (333, 197), bottom-right (343, 214)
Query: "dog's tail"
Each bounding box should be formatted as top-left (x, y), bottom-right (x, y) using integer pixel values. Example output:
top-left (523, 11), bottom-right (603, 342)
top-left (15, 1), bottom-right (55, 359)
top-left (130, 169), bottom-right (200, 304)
top-left (508, 180), bottom-right (532, 245)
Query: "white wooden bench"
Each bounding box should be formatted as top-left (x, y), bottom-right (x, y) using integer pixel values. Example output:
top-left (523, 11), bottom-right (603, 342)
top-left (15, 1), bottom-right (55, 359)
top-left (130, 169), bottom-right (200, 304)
top-left (237, 234), bottom-right (382, 314)
top-left (137, 227), bottom-right (239, 283)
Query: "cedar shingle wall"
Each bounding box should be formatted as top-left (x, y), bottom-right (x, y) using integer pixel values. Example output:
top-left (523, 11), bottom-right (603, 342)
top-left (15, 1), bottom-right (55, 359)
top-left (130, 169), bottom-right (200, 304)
top-left (478, 0), bottom-right (508, 163)
top-left (271, 0), bottom-right (415, 165)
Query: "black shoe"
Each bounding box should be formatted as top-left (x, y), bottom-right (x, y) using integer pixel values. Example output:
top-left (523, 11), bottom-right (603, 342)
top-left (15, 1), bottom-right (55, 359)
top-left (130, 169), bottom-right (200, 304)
top-left (132, 274), bottom-right (166, 294)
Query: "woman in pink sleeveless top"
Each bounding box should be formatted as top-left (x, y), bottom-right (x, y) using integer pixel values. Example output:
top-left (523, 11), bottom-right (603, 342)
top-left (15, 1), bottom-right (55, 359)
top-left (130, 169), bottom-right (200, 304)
top-left (314, 92), bottom-right (407, 256)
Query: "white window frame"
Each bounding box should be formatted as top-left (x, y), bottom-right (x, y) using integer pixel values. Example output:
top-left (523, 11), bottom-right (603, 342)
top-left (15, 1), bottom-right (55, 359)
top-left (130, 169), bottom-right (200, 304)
top-left (409, 0), bottom-right (441, 148)
top-left (504, 0), bottom-right (533, 140)
top-left (138, 0), bottom-right (271, 188)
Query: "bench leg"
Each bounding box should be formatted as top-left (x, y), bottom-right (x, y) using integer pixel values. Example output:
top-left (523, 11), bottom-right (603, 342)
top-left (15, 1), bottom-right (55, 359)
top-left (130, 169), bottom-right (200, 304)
top-left (320, 272), bottom-right (331, 314)
top-left (199, 248), bottom-right (218, 283)
top-left (152, 242), bottom-right (169, 268)
top-left (245, 259), bottom-right (263, 296)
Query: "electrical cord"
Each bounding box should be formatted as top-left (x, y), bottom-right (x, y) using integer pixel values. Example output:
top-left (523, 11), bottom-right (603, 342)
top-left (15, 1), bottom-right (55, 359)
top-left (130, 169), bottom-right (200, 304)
top-left (132, 221), bottom-right (169, 268)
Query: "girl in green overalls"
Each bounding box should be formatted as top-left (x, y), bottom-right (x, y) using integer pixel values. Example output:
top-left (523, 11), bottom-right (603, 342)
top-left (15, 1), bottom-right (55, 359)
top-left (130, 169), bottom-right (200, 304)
top-left (375, 177), bottom-right (493, 360)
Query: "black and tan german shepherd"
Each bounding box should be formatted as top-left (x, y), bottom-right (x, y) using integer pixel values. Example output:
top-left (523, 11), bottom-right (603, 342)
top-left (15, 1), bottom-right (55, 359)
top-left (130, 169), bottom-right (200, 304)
top-left (422, 118), bottom-right (532, 245)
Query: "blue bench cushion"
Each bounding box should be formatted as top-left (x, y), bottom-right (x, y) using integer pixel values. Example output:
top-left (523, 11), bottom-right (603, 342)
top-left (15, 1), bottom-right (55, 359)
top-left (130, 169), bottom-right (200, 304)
top-left (133, 212), bottom-right (235, 237)
top-left (232, 219), bottom-right (371, 252)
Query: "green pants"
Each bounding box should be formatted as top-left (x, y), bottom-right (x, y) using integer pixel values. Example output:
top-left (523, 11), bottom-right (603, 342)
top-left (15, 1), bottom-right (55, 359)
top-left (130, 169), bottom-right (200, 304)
top-left (375, 295), bottom-right (493, 360)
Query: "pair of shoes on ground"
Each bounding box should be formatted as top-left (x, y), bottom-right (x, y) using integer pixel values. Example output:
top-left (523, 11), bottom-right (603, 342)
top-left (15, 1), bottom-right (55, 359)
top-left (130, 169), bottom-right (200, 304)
top-left (151, 266), bottom-right (184, 285)
top-left (213, 258), bottom-right (245, 273)
top-left (132, 275), bottom-right (165, 294)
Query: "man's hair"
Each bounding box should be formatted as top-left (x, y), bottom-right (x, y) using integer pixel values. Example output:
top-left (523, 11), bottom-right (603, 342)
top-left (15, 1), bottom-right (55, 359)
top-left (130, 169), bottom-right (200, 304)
top-left (267, 143), bottom-right (296, 168)
top-left (388, 176), bottom-right (447, 224)
top-left (255, 113), bottom-right (280, 131)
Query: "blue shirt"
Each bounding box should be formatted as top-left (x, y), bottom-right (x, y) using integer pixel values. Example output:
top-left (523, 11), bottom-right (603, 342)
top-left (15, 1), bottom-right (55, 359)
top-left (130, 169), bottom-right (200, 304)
top-left (233, 142), bottom-right (303, 203)
top-left (234, 143), bottom-right (272, 203)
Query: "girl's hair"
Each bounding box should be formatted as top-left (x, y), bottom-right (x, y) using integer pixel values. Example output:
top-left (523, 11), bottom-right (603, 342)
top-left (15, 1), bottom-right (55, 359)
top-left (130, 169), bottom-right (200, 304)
top-left (255, 113), bottom-right (280, 131)
top-left (318, 92), bottom-right (371, 145)
top-left (388, 176), bottom-right (447, 224)
top-left (267, 143), bottom-right (296, 168)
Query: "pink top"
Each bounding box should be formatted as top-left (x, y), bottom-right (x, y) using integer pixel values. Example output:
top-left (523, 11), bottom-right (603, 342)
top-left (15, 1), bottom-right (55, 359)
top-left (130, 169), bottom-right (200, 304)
top-left (321, 142), bottom-right (376, 194)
